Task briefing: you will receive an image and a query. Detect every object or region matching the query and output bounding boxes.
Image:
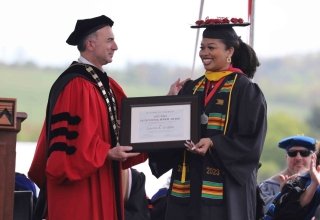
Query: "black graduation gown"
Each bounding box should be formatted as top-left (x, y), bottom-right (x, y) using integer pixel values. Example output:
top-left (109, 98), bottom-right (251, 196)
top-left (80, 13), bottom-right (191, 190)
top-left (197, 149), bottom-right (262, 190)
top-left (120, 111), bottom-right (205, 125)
top-left (149, 73), bottom-right (267, 220)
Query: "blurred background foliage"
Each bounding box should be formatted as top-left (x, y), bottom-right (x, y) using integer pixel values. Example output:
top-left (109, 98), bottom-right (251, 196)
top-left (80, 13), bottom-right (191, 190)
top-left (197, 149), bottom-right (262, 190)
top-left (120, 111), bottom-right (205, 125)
top-left (1, 52), bottom-right (320, 182)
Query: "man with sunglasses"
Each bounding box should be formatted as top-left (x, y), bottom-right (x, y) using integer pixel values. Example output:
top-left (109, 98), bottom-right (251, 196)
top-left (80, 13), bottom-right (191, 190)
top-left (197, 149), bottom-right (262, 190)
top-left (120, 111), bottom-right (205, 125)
top-left (259, 135), bottom-right (317, 215)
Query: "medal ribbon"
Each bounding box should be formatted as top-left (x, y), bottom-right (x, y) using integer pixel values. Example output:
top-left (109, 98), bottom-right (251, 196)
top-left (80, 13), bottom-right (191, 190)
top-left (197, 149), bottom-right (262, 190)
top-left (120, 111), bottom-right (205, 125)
top-left (203, 66), bottom-right (243, 106)
top-left (204, 78), bottom-right (225, 106)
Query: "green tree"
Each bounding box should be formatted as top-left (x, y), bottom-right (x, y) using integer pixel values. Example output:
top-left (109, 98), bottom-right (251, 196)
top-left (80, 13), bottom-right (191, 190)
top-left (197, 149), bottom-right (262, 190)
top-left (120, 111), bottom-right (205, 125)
top-left (308, 104), bottom-right (320, 131)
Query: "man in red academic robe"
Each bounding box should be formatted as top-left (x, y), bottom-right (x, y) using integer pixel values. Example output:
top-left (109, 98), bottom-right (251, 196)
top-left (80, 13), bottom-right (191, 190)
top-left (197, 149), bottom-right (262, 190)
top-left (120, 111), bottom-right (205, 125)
top-left (28, 15), bottom-right (147, 220)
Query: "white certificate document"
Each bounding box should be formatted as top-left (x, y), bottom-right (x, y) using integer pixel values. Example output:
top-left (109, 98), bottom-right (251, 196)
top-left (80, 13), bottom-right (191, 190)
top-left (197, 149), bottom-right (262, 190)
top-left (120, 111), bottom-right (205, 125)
top-left (130, 104), bottom-right (191, 143)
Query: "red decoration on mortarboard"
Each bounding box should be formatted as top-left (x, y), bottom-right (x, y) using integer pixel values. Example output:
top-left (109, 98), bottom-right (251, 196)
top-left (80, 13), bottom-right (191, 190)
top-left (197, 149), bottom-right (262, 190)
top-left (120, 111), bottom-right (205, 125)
top-left (195, 19), bottom-right (204, 26)
top-left (230, 18), bottom-right (244, 24)
top-left (193, 17), bottom-right (247, 28)
top-left (222, 17), bottom-right (230, 23)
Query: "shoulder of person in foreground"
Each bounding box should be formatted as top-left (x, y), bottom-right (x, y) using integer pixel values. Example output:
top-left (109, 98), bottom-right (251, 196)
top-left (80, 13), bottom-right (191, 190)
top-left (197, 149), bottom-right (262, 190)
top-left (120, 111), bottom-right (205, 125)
top-left (125, 168), bottom-right (150, 220)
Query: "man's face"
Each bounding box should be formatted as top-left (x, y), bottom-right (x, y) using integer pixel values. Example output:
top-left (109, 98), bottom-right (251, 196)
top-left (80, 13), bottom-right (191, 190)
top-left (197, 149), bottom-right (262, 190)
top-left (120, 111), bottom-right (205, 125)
top-left (85, 26), bottom-right (118, 68)
top-left (286, 146), bottom-right (313, 175)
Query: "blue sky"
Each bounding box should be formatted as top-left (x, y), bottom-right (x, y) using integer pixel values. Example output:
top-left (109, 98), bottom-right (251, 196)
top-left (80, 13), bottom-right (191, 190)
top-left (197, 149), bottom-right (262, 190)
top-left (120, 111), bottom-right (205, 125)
top-left (1, 0), bottom-right (319, 69)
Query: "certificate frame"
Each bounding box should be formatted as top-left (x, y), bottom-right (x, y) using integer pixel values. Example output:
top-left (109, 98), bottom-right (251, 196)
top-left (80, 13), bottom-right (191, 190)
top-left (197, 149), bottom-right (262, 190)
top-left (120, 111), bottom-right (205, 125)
top-left (120, 95), bottom-right (199, 152)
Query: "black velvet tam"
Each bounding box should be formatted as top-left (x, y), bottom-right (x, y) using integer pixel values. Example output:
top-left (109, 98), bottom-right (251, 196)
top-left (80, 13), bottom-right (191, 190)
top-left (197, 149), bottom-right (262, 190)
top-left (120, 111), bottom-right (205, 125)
top-left (66, 15), bottom-right (114, 46)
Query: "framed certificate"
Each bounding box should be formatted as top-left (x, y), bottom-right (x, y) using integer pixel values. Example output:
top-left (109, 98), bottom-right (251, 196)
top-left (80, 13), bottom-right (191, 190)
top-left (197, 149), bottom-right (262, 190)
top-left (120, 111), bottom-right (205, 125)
top-left (120, 95), bottom-right (199, 152)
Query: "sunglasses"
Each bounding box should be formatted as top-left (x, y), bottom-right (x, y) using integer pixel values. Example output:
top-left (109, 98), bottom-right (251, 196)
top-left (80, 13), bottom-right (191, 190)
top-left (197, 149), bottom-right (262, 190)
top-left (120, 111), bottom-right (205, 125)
top-left (287, 150), bottom-right (312, 157)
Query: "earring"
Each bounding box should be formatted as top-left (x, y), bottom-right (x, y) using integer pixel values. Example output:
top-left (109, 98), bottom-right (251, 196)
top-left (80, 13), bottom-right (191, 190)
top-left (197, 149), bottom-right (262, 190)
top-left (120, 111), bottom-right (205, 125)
top-left (227, 57), bottom-right (231, 63)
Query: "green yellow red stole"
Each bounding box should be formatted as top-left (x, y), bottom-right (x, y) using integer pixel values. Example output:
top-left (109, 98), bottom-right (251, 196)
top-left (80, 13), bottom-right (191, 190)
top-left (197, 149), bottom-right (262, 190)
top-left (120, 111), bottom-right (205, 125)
top-left (172, 68), bottom-right (242, 203)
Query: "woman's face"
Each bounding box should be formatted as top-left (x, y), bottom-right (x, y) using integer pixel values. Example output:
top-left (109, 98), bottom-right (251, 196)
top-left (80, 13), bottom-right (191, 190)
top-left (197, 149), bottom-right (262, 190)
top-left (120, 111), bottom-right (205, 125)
top-left (199, 38), bottom-right (234, 72)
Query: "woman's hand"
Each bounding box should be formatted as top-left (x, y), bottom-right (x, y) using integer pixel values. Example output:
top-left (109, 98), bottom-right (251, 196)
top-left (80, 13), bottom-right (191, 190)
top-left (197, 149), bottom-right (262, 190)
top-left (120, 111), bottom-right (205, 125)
top-left (184, 138), bottom-right (213, 156)
top-left (167, 78), bottom-right (190, 95)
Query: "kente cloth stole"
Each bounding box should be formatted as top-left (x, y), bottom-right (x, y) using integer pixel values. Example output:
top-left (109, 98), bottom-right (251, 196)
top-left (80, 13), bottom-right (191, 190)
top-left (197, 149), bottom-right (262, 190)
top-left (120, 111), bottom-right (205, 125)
top-left (85, 65), bottom-right (120, 144)
top-left (193, 74), bottom-right (238, 134)
top-left (170, 73), bottom-right (239, 202)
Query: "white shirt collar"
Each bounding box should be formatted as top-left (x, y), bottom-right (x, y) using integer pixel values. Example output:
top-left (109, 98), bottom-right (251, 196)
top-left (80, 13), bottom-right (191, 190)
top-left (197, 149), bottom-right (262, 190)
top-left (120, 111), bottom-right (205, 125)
top-left (78, 56), bottom-right (104, 72)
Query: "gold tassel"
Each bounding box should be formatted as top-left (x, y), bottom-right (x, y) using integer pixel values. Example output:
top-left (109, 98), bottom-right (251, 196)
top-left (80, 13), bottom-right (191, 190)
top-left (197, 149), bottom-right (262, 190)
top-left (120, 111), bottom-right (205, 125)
top-left (181, 150), bottom-right (186, 183)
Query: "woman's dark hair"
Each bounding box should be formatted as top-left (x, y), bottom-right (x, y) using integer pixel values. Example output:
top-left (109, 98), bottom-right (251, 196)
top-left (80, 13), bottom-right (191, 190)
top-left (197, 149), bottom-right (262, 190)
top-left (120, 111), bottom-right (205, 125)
top-left (223, 38), bottom-right (260, 79)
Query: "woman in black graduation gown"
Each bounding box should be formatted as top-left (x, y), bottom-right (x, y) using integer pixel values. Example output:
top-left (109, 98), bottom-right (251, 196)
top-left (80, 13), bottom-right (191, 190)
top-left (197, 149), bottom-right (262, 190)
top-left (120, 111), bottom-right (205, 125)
top-left (149, 17), bottom-right (267, 220)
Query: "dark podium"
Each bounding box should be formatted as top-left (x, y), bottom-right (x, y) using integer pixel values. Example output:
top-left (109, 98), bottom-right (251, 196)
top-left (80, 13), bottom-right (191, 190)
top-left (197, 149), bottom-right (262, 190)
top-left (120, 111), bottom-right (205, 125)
top-left (0, 98), bottom-right (28, 220)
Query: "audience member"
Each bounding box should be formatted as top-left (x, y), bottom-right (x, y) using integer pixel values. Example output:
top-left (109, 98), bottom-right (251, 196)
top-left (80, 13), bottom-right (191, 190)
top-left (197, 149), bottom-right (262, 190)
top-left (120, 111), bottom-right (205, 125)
top-left (259, 135), bottom-right (315, 213)
top-left (263, 136), bottom-right (319, 220)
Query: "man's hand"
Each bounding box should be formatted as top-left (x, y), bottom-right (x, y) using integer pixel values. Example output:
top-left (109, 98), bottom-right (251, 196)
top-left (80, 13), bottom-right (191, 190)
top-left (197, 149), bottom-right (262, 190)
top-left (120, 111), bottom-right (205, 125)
top-left (278, 173), bottom-right (298, 190)
top-left (310, 153), bottom-right (320, 185)
top-left (107, 145), bottom-right (140, 161)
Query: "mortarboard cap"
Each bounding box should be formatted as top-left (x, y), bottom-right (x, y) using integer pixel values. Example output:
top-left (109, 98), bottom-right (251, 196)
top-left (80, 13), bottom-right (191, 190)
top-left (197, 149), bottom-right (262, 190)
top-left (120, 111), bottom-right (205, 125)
top-left (191, 17), bottom-right (249, 41)
top-left (278, 135), bottom-right (316, 151)
top-left (66, 15), bottom-right (114, 46)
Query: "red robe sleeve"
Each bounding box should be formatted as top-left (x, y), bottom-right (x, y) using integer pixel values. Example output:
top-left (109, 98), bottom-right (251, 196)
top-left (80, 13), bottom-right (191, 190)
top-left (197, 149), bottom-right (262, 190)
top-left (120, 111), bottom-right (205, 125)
top-left (45, 77), bottom-right (112, 183)
top-left (28, 122), bottom-right (47, 187)
top-left (29, 76), bottom-right (147, 186)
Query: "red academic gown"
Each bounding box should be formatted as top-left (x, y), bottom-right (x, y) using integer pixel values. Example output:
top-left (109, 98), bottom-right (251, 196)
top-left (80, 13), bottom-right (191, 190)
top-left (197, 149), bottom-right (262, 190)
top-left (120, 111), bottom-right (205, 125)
top-left (29, 73), bottom-right (147, 220)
